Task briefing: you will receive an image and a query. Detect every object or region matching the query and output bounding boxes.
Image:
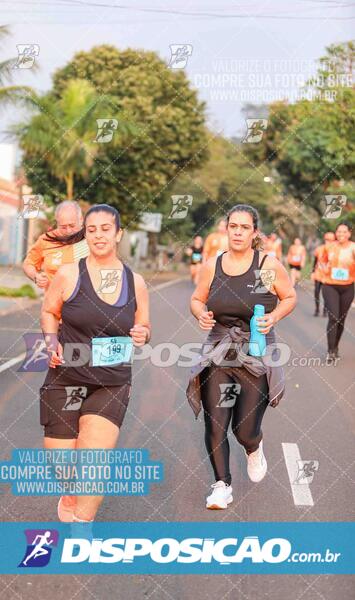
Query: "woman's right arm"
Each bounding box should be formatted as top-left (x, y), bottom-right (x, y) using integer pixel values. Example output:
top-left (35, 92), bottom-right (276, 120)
top-left (23, 237), bottom-right (49, 289)
top-left (41, 267), bottom-right (68, 367)
top-left (190, 260), bottom-right (216, 330)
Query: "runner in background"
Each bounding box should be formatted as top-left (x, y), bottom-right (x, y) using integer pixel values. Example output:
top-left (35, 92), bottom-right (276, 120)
top-left (186, 235), bottom-right (204, 285)
top-left (311, 231), bottom-right (335, 317)
top-left (265, 232), bottom-right (282, 261)
top-left (287, 237), bottom-right (306, 287)
top-left (23, 200), bottom-right (89, 293)
top-left (202, 218), bottom-right (229, 262)
top-left (321, 223), bottom-right (355, 364)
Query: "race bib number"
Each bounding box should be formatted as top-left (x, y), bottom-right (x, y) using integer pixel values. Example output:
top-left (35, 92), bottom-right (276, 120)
top-left (92, 336), bottom-right (133, 367)
top-left (331, 267), bottom-right (349, 281)
top-left (292, 255), bottom-right (301, 263)
top-left (192, 252), bottom-right (201, 262)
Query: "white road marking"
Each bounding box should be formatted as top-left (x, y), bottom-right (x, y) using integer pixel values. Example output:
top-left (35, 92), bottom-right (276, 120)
top-left (0, 352), bottom-right (26, 374)
top-left (282, 442), bottom-right (314, 506)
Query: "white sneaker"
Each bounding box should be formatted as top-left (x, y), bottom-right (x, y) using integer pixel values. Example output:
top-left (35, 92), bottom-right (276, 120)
top-left (206, 480), bottom-right (233, 510)
top-left (245, 440), bottom-right (267, 482)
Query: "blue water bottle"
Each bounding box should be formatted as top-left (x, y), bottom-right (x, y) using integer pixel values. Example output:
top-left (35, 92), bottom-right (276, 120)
top-left (249, 304), bottom-right (266, 357)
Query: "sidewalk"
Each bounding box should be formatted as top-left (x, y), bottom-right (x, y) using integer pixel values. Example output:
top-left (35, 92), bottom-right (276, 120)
top-left (0, 264), bottom-right (34, 289)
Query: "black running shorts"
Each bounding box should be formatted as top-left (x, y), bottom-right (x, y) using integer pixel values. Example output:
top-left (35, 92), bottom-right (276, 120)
top-left (39, 371), bottom-right (131, 439)
top-left (288, 263), bottom-right (301, 271)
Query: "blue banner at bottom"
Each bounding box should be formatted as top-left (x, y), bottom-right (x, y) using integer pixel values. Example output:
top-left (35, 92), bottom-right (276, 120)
top-left (0, 522), bottom-right (353, 574)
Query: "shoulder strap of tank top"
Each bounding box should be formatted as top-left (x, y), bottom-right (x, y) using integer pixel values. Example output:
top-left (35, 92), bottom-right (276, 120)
top-left (251, 249), bottom-right (260, 269)
top-left (258, 252), bottom-right (268, 270)
top-left (215, 252), bottom-right (225, 276)
top-left (78, 257), bottom-right (87, 275)
top-left (123, 263), bottom-right (137, 304)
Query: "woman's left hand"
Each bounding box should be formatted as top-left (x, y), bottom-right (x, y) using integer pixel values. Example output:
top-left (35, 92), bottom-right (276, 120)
top-left (130, 324), bottom-right (149, 346)
top-left (256, 313), bottom-right (276, 334)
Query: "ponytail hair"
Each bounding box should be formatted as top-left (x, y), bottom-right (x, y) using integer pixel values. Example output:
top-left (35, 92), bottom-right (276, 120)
top-left (44, 228), bottom-right (85, 245)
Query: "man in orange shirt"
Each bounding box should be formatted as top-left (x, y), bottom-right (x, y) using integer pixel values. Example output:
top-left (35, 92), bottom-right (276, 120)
top-left (202, 218), bottom-right (229, 262)
top-left (311, 231), bottom-right (335, 316)
top-left (23, 200), bottom-right (89, 292)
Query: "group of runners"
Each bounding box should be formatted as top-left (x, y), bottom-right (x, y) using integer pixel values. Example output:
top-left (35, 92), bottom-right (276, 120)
top-left (23, 200), bottom-right (354, 515)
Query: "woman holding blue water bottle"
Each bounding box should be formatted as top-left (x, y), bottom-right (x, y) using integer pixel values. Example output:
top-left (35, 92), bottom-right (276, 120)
top-left (187, 204), bottom-right (296, 510)
top-left (40, 204), bottom-right (150, 522)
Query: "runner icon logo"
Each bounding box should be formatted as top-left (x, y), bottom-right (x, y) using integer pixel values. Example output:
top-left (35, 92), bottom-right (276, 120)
top-left (251, 269), bottom-right (276, 293)
top-left (18, 529), bottom-right (59, 568)
top-left (168, 44), bottom-right (193, 69)
top-left (169, 195), bottom-right (193, 219)
top-left (217, 383), bottom-right (241, 408)
top-left (63, 387), bottom-right (87, 411)
top-left (293, 460), bottom-right (319, 485)
top-left (13, 44), bottom-right (40, 69)
top-left (19, 194), bottom-right (44, 219)
top-left (97, 269), bottom-right (122, 294)
top-left (323, 195), bottom-right (347, 219)
top-left (19, 334), bottom-right (50, 372)
top-left (243, 119), bottom-right (268, 144)
top-left (94, 119), bottom-right (118, 143)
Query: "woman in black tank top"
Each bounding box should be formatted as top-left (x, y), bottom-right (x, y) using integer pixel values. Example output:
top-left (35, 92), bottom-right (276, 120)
top-left (189, 204), bottom-right (296, 510)
top-left (186, 234), bottom-right (204, 285)
top-left (207, 248), bottom-right (278, 329)
top-left (40, 204), bottom-right (151, 523)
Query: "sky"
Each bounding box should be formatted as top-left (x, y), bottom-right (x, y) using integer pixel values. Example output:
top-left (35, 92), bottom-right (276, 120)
top-left (0, 0), bottom-right (354, 145)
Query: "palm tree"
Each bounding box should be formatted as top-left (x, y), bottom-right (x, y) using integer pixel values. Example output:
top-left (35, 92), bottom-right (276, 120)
top-left (0, 25), bottom-right (36, 107)
top-left (15, 78), bottom-right (136, 198)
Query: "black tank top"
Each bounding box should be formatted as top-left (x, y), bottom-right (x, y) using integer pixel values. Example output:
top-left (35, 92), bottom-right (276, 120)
top-left (190, 245), bottom-right (203, 264)
top-left (57, 258), bottom-right (137, 385)
top-left (207, 250), bottom-right (278, 331)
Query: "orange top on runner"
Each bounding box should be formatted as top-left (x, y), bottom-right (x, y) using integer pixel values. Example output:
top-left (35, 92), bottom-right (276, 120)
top-left (287, 244), bottom-right (305, 267)
top-left (203, 232), bottom-right (229, 261)
top-left (322, 241), bottom-right (355, 285)
top-left (24, 233), bottom-right (89, 282)
top-left (313, 244), bottom-right (327, 283)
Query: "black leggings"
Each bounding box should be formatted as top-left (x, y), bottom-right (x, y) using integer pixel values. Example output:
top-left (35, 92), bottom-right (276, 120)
top-left (314, 280), bottom-right (323, 311)
top-left (322, 283), bottom-right (354, 352)
top-left (200, 365), bottom-right (269, 485)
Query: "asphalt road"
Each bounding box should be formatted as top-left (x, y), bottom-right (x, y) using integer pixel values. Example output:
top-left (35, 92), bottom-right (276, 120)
top-left (0, 278), bottom-right (354, 599)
